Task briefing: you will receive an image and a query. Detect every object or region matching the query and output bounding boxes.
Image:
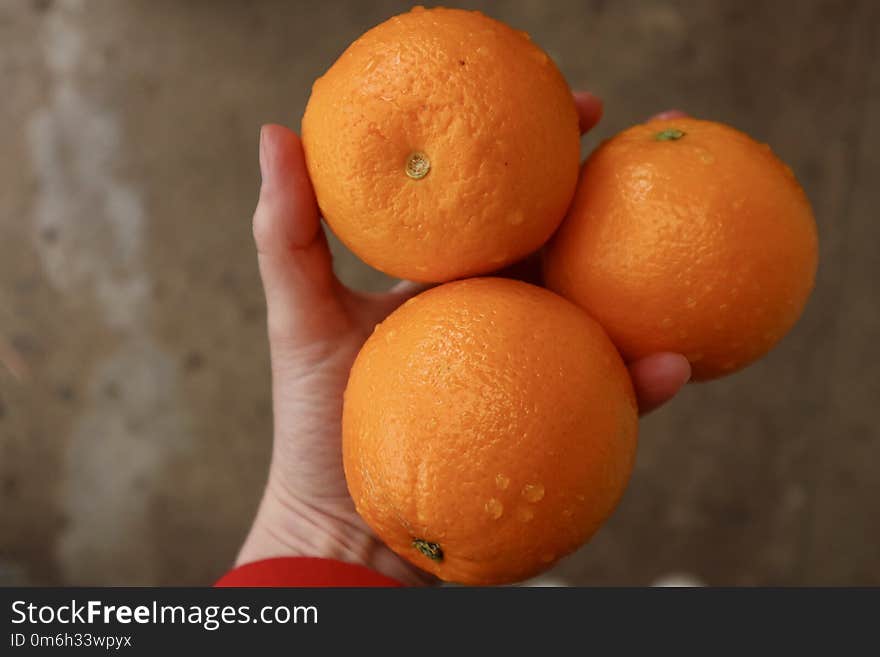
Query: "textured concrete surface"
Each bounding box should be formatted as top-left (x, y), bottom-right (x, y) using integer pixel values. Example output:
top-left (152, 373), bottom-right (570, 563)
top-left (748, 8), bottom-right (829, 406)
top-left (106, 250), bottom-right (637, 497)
top-left (1, 0), bottom-right (878, 586)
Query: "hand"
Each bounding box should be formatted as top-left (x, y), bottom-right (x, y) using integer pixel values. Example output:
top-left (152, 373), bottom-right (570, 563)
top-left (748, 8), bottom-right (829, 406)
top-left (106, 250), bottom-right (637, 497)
top-left (235, 93), bottom-right (692, 585)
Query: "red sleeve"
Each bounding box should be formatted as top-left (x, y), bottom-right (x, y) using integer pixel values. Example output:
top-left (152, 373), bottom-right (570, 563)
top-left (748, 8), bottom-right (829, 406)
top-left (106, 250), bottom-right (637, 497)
top-left (215, 557), bottom-right (404, 587)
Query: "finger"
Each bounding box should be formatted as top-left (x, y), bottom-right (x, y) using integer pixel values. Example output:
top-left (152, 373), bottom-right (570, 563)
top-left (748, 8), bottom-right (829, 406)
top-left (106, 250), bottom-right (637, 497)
top-left (572, 91), bottom-right (603, 135)
top-left (253, 124), bottom-right (341, 340)
top-left (628, 352), bottom-right (692, 415)
top-left (649, 109), bottom-right (688, 121)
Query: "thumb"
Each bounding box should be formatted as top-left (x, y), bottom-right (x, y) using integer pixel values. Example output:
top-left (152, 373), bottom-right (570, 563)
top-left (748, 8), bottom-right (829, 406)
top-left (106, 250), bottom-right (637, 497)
top-left (253, 124), bottom-right (346, 343)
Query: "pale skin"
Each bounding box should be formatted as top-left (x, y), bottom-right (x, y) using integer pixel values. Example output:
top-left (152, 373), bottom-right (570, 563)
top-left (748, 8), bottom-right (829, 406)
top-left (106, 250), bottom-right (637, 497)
top-left (237, 92), bottom-right (692, 586)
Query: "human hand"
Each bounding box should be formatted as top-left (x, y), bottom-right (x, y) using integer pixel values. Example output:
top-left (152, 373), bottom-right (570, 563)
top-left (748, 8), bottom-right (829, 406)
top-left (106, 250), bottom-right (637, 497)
top-left (235, 93), bottom-right (692, 585)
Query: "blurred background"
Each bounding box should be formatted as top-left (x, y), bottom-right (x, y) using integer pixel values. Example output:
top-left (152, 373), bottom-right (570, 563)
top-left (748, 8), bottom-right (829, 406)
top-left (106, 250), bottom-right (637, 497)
top-left (1, 0), bottom-right (878, 586)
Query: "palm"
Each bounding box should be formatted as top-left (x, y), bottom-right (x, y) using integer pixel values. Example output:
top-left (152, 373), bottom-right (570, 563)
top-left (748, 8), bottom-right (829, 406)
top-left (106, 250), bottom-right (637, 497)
top-left (267, 276), bottom-right (417, 506)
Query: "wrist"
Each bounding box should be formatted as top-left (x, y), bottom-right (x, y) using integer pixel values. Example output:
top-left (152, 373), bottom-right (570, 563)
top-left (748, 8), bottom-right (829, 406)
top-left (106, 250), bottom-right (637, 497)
top-left (237, 479), bottom-right (435, 587)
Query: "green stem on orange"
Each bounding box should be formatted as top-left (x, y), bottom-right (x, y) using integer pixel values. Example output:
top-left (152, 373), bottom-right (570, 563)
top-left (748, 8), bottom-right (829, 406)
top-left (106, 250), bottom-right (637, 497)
top-left (412, 538), bottom-right (444, 561)
top-left (655, 128), bottom-right (686, 141)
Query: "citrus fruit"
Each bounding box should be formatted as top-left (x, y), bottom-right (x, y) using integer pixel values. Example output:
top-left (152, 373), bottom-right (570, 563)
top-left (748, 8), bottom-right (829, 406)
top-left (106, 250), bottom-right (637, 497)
top-left (544, 117), bottom-right (818, 380)
top-left (302, 7), bottom-right (580, 282)
top-left (342, 278), bottom-right (638, 585)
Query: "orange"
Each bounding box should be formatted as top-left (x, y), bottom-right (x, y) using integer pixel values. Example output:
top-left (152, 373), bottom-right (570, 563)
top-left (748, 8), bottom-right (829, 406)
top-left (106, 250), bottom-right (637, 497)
top-left (342, 278), bottom-right (638, 585)
top-left (544, 118), bottom-right (818, 380)
top-left (302, 7), bottom-right (580, 282)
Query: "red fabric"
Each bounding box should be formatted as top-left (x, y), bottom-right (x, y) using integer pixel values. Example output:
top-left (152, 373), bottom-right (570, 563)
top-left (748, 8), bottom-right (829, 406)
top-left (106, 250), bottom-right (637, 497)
top-left (215, 557), bottom-right (404, 587)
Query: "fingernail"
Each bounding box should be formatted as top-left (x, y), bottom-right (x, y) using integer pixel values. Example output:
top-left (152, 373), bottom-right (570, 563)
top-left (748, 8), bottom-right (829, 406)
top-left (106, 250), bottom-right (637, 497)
top-left (652, 109), bottom-right (688, 121)
top-left (678, 355), bottom-right (693, 385)
top-left (259, 125), bottom-right (269, 185)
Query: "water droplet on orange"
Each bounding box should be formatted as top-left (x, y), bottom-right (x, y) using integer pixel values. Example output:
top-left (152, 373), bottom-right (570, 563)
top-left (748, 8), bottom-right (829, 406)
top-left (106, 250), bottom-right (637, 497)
top-left (697, 148), bottom-right (715, 164)
top-left (522, 483), bottom-right (545, 502)
top-left (485, 498), bottom-right (504, 519)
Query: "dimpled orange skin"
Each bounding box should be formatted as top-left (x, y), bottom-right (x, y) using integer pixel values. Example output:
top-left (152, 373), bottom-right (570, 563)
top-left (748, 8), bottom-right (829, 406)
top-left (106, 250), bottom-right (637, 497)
top-left (302, 7), bottom-right (580, 282)
top-left (342, 278), bottom-right (638, 585)
top-left (544, 118), bottom-right (819, 381)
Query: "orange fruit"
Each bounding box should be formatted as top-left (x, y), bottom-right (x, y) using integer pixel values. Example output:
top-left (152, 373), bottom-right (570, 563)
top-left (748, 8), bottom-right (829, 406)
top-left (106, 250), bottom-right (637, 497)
top-left (544, 118), bottom-right (818, 380)
top-left (302, 7), bottom-right (580, 282)
top-left (342, 278), bottom-right (638, 585)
